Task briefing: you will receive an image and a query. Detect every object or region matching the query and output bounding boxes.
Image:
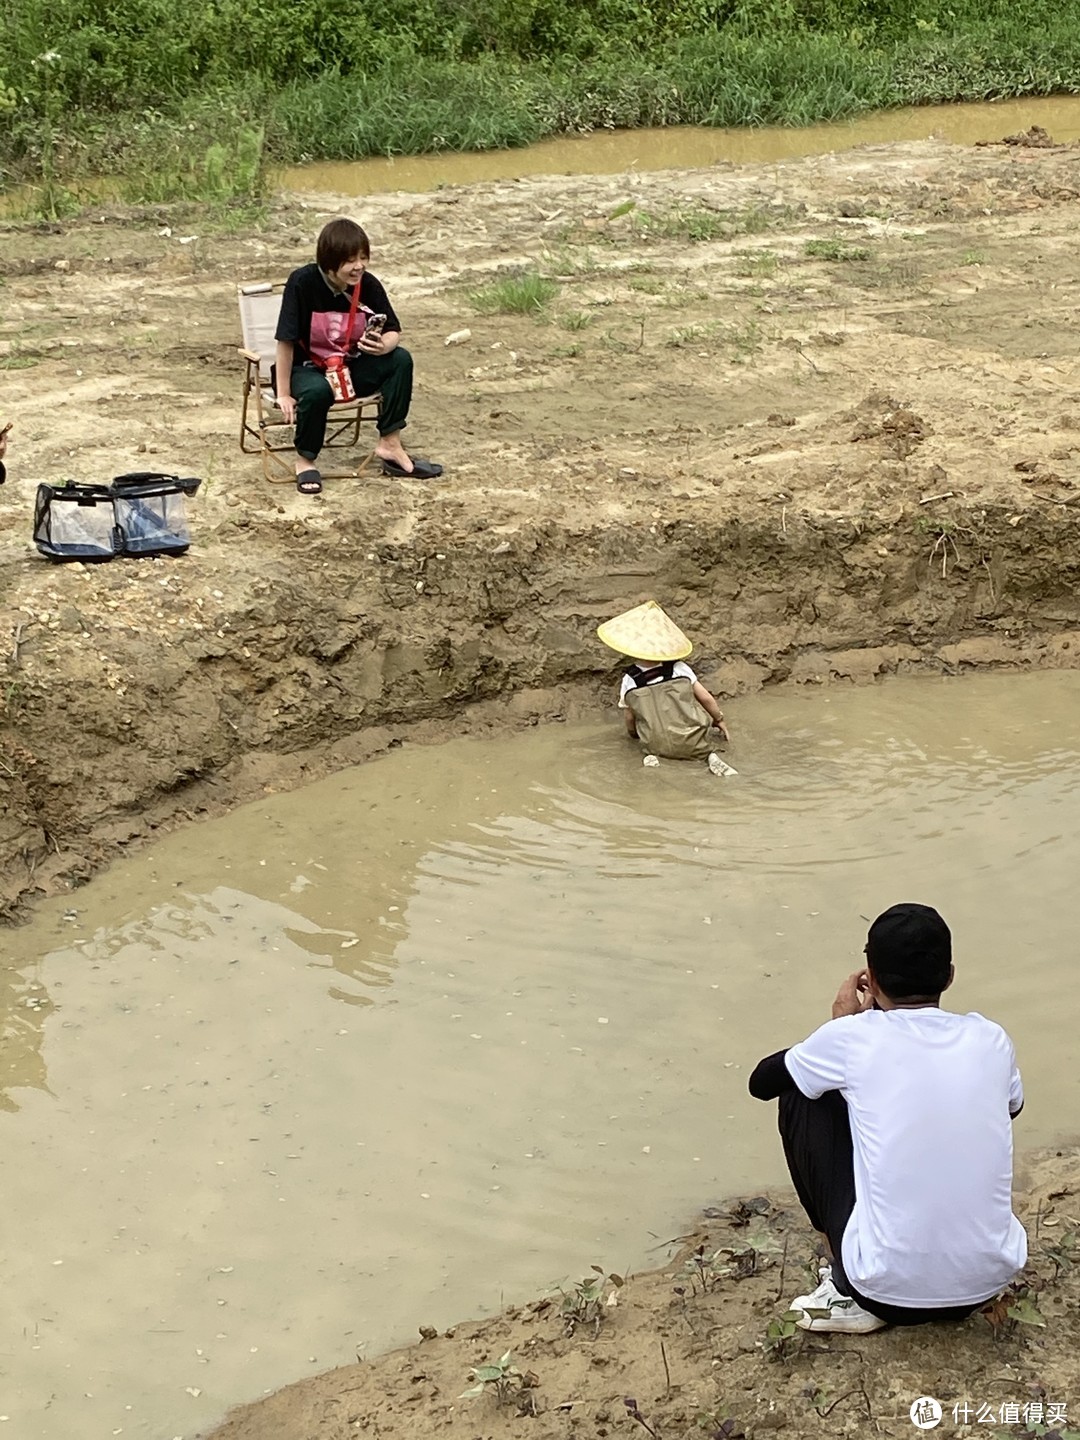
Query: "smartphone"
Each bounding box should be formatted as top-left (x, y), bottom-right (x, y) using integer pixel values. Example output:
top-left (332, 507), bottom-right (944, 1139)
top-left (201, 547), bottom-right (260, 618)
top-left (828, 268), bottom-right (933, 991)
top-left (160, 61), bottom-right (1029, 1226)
top-left (364, 312), bottom-right (387, 340)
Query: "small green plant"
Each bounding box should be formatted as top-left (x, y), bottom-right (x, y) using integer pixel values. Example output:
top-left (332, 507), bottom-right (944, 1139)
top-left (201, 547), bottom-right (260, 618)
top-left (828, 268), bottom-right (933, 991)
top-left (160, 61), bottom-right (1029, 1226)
top-left (460, 1350), bottom-right (537, 1411)
top-left (542, 243), bottom-right (601, 278)
top-left (914, 513), bottom-right (957, 537)
top-left (1040, 1225), bottom-right (1080, 1279)
top-left (1007, 1294), bottom-right (1046, 1327)
top-left (633, 204), bottom-right (771, 244)
top-left (804, 238), bottom-right (871, 262)
top-left (763, 1309), bottom-right (802, 1362)
top-left (733, 248), bottom-right (781, 278)
top-left (679, 1233), bottom-right (782, 1295)
top-left (628, 275), bottom-right (664, 294)
top-left (559, 309), bottom-right (592, 331)
top-left (560, 1265), bottom-right (623, 1335)
top-left (469, 271), bottom-right (558, 315)
top-left (724, 319), bottom-right (764, 361)
top-left (598, 326), bottom-right (639, 355)
top-left (961, 250), bottom-right (985, 266)
top-left (981, 1277), bottom-right (1048, 1341)
top-left (666, 323), bottom-right (707, 348)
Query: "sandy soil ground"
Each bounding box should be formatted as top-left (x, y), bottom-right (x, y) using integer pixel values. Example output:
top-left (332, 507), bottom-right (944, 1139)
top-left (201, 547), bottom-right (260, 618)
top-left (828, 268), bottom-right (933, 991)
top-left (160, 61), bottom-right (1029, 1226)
top-left (205, 1148), bottom-right (1080, 1440)
top-left (3, 133), bottom-right (1080, 1438)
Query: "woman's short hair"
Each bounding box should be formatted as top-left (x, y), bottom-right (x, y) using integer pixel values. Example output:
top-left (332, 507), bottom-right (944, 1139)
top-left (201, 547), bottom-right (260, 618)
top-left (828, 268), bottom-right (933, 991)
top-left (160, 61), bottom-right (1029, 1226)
top-left (317, 217), bottom-right (370, 273)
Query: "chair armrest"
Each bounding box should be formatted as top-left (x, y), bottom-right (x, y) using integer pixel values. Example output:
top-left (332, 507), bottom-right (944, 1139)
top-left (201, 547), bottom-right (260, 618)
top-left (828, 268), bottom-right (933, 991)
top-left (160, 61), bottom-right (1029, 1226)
top-left (238, 348), bottom-right (262, 364)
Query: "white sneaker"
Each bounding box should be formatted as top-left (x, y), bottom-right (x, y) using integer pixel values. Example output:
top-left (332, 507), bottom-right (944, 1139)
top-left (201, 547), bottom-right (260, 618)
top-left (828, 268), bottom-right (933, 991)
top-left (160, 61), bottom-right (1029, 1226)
top-left (787, 1273), bottom-right (887, 1333)
top-left (707, 752), bottom-right (738, 777)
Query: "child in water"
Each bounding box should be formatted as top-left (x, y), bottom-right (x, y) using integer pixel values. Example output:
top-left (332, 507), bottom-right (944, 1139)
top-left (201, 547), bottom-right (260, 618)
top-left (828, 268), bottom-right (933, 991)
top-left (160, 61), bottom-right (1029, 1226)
top-left (597, 600), bottom-right (734, 774)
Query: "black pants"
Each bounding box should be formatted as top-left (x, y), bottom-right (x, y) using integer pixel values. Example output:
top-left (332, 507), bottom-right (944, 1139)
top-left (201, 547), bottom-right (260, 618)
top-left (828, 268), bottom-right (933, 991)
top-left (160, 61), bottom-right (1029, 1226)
top-left (778, 1088), bottom-right (981, 1327)
top-left (289, 348), bottom-right (413, 461)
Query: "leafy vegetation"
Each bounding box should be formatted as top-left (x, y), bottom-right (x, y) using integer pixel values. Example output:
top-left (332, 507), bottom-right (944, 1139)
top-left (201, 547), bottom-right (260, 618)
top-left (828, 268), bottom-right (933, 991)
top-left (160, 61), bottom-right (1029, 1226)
top-left (804, 237), bottom-right (873, 261)
top-left (468, 270), bottom-right (559, 314)
top-left (460, 1349), bottom-right (538, 1411)
top-left (3, 0), bottom-right (1080, 208)
top-left (558, 1265), bottom-right (624, 1335)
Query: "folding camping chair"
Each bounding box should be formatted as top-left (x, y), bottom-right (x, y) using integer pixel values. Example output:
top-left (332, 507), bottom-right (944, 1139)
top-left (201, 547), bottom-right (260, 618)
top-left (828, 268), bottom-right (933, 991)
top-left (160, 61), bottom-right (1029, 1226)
top-left (237, 282), bottom-right (383, 484)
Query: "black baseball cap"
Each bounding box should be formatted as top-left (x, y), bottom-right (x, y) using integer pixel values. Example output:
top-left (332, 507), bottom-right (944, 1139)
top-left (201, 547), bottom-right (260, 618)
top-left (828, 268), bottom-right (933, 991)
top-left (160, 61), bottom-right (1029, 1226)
top-left (865, 902), bottom-right (952, 1000)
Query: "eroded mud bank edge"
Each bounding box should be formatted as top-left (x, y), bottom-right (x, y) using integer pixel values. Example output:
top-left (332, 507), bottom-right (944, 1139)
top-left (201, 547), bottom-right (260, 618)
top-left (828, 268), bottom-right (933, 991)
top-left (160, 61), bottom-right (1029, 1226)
top-left (4, 501), bottom-right (1080, 922)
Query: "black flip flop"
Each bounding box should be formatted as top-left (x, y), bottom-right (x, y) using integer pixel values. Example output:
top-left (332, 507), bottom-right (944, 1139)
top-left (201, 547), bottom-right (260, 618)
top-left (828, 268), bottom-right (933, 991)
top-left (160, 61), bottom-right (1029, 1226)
top-left (381, 456), bottom-right (444, 480)
top-left (296, 468), bottom-right (322, 494)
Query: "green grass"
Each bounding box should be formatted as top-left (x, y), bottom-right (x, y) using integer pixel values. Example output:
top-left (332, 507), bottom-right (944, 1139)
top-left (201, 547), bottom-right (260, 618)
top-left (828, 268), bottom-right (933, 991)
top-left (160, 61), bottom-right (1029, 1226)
top-left (632, 204), bottom-right (774, 244)
top-left (541, 244), bottom-right (601, 278)
top-left (961, 250), bottom-right (986, 266)
top-left (6, 3), bottom-right (1080, 209)
top-left (627, 275), bottom-right (664, 294)
top-left (469, 271), bottom-right (559, 315)
top-left (803, 238), bottom-right (873, 262)
top-left (559, 310), bottom-right (593, 331)
top-left (733, 248), bottom-right (782, 278)
top-left (666, 324), bottom-right (709, 348)
top-left (724, 319), bottom-right (764, 360)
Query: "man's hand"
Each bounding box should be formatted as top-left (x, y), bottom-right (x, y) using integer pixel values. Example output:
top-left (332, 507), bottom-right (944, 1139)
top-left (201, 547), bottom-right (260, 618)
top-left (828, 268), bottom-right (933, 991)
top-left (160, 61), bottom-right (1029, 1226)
top-left (713, 719), bottom-right (730, 743)
top-left (832, 969), bottom-right (872, 1019)
top-left (277, 395), bottom-right (297, 424)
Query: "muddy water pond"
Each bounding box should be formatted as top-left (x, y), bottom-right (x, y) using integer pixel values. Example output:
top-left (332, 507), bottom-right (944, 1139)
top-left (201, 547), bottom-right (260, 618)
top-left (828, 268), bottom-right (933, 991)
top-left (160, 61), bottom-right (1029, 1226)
top-left (4, 670), bottom-right (1080, 1439)
top-left (281, 94), bottom-right (1080, 195)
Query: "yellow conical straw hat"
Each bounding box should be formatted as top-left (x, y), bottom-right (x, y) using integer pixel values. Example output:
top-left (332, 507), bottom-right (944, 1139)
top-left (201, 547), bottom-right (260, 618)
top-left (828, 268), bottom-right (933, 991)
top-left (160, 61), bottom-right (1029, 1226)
top-left (596, 600), bottom-right (693, 662)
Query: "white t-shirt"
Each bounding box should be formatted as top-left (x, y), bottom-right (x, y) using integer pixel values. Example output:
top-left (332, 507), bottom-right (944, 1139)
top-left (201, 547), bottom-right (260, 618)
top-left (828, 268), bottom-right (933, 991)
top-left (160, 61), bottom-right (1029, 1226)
top-left (618, 661), bottom-right (697, 708)
top-left (785, 1008), bottom-right (1027, 1307)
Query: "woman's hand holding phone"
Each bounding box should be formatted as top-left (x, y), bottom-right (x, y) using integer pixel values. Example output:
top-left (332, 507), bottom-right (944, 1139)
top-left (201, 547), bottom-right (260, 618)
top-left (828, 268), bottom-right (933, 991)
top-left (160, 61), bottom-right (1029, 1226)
top-left (357, 313), bottom-right (387, 354)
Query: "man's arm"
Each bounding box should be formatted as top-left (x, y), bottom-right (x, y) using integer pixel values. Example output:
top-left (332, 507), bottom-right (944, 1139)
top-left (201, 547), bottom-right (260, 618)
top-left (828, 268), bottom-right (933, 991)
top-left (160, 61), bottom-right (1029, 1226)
top-left (748, 1048), bottom-right (795, 1100)
top-left (750, 972), bottom-right (863, 1105)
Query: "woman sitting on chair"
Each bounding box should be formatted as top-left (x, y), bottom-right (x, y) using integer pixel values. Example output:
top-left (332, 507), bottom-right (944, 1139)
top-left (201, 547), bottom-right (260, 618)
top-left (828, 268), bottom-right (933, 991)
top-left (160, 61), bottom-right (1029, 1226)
top-left (274, 216), bottom-right (442, 496)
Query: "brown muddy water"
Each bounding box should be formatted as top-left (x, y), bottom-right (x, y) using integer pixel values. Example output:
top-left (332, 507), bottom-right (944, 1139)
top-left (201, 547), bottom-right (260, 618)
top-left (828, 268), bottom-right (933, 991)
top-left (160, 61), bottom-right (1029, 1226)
top-left (4, 670), bottom-right (1080, 1439)
top-left (281, 94), bottom-right (1080, 196)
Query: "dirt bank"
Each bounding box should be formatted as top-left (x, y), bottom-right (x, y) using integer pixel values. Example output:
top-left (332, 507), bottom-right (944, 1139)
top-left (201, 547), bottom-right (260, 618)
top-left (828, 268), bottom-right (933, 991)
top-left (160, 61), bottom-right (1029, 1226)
top-left (204, 1148), bottom-right (1080, 1440)
top-left (4, 136), bottom-right (1080, 1437)
top-left (5, 138), bottom-right (1080, 919)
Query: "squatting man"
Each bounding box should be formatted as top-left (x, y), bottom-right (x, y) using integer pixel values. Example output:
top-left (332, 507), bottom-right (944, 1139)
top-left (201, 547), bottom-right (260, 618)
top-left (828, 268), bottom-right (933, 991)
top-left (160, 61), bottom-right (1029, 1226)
top-left (750, 903), bottom-right (1026, 1332)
